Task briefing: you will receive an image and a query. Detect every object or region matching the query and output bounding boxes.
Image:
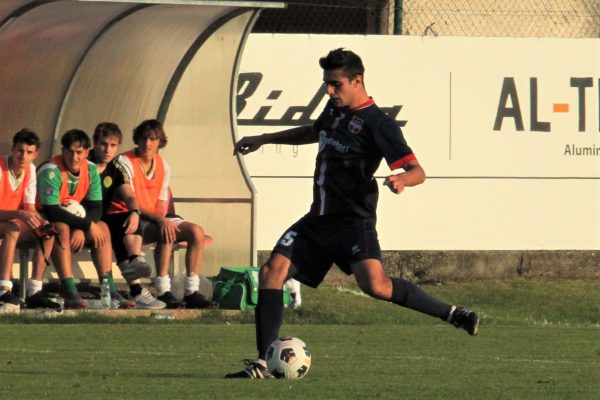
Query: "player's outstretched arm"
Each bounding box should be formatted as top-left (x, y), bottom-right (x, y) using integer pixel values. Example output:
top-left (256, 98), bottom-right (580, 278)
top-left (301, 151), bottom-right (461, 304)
top-left (233, 125), bottom-right (317, 155)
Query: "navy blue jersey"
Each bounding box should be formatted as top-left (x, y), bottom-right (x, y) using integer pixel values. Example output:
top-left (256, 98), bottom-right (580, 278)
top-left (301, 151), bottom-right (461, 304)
top-left (309, 98), bottom-right (416, 218)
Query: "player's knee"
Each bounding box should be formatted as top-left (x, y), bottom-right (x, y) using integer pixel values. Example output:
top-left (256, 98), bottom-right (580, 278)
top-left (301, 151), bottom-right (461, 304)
top-left (183, 223), bottom-right (205, 243)
top-left (188, 223), bottom-right (205, 242)
top-left (97, 221), bottom-right (110, 234)
top-left (54, 222), bottom-right (70, 238)
top-left (259, 259), bottom-right (288, 289)
top-left (357, 278), bottom-right (389, 300)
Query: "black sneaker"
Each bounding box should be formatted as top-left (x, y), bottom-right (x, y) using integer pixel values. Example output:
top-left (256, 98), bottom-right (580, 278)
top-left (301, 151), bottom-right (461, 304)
top-left (156, 291), bottom-right (184, 309)
top-left (225, 359), bottom-right (274, 379)
top-left (448, 306), bottom-right (480, 336)
top-left (63, 292), bottom-right (88, 310)
top-left (26, 292), bottom-right (61, 310)
top-left (183, 291), bottom-right (214, 309)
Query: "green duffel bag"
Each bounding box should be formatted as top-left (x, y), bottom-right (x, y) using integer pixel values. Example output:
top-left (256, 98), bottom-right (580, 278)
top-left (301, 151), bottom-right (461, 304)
top-left (212, 267), bottom-right (291, 310)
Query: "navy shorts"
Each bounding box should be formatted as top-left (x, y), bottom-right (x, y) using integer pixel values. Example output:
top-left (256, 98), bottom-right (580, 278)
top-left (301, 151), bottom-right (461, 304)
top-left (102, 212), bottom-right (143, 263)
top-left (272, 213), bottom-right (382, 288)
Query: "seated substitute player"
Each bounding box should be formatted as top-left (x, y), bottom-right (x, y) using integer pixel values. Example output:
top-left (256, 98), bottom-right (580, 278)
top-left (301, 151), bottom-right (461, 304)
top-left (0, 129), bottom-right (55, 310)
top-left (111, 119), bottom-right (212, 309)
top-left (33, 129), bottom-right (116, 309)
top-left (226, 48), bottom-right (480, 379)
top-left (90, 122), bottom-right (165, 309)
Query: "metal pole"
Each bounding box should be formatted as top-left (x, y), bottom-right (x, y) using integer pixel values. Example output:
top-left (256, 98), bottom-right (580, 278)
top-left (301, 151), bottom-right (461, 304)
top-left (394, 0), bottom-right (403, 35)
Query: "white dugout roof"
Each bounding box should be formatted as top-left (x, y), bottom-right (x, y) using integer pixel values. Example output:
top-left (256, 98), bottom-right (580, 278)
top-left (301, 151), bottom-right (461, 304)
top-left (0, 0), bottom-right (284, 274)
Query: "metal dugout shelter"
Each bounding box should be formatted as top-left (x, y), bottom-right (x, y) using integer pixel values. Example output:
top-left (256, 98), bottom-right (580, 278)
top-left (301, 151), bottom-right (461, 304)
top-left (0, 0), bottom-right (284, 276)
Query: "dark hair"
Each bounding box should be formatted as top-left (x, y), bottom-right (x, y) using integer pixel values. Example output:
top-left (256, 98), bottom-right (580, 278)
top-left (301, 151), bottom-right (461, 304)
top-left (61, 129), bottom-right (91, 149)
top-left (12, 128), bottom-right (41, 150)
top-left (319, 48), bottom-right (365, 79)
top-left (132, 119), bottom-right (168, 149)
top-left (93, 122), bottom-right (122, 144)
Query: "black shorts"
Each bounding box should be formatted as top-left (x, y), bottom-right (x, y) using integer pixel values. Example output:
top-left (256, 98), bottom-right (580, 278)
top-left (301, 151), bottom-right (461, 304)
top-left (102, 212), bottom-right (143, 263)
top-left (272, 213), bottom-right (381, 288)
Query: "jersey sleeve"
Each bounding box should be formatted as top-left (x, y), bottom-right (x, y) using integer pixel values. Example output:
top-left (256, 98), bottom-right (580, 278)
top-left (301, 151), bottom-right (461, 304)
top-left (111, 158), bottom-right (129, 187)
top-left (375, 119), bottom-right (416, 171)
top-left (37, 163), bottom-right (62, 206)
top-left (158, 158), bottom-right (170, 201)
top-left (23, 163), bottom-right (37, 204)
top-left (116, 154), bottom-right (134, 189)
top-left (85, 163), bottom-right (103, 202)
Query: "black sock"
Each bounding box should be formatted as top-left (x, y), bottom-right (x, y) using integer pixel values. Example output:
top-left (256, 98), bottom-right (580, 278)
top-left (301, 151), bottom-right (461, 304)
top-left (255, 289), bottom-right (283, 360)
top-left (129, 283), bottom-right (142, 297)
top-left (390, 277), bottom-right (452, 321)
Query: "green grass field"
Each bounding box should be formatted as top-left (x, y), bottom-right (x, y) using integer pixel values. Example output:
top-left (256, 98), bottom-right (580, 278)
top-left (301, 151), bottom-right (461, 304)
top-left (1, 280), bottom-right (599, 399)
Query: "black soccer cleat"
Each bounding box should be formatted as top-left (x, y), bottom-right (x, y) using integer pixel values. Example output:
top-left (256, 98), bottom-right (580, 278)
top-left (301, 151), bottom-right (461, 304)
top-left (448, 306), bottom-right (480, 336)
top-left (225, 359), bottom-right (274, 379)
top-left (25, 292), bottom-right (61, 310)
top-left (183, 291), bottom-right (214, 309)
top-left (156, 291), bottom-right (184, 309)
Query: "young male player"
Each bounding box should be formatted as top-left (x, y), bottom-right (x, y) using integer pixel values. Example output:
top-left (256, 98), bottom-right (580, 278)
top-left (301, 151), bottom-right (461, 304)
top-left (33, 129), bottom-right (115, 309)
top-left (111, 119), bottom-right (212, 309)
top-left (90, 122), bottom-right (165, 309)
top-left (227, 48), bottom-right (480, 378)
top-left (0, 129), bottom-right (54, 310)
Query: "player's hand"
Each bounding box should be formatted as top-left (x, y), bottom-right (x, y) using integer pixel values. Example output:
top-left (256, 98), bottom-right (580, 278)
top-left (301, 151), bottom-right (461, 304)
top-left (383, 175), bottom-right (406, 195)
top-left (233, 135), bottom-right (264, 155)
top-left (158, 218), bottom-right (179, 244)
top-left (123, 212), bottom-right (139, 235)
top-left (71, 229), bottom-right (86, 252)
top-left (87, 222), bottom-right (106, 248)
top-left (18, 210), bottom-right (44, 230)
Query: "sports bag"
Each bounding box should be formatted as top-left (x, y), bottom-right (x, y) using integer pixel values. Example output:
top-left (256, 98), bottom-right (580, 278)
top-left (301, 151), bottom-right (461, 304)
top-left (212, 266), bottom-right (291, 310)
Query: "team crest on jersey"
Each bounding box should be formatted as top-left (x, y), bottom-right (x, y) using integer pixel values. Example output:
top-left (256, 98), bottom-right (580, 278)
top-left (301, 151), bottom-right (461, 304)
top-left (103, 176), bottom-right (113, 188)
top-left (348, 116), bottom-right (364, 134)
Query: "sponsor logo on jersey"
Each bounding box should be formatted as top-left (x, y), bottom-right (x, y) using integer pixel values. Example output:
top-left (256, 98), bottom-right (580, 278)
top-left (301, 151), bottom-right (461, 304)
top-left (44, 187), bottom-right (53, 196)
top-left (319, 131), bottom-right (349, 154)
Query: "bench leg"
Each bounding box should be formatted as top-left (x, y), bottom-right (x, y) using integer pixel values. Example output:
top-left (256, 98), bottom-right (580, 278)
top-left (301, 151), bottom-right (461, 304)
top-left (18, 247), bottom-right (30, 301)
top-left (170, 248), bottom-right (185, 299)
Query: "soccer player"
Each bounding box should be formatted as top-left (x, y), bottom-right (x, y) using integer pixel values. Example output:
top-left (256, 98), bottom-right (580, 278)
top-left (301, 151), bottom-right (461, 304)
top-left (0, 129), bottom-right (54, 310)
top-left (33, 129), bottom-right (115, 309)
top-left (110, 119), bottom-right (212, 309)
top-left (226, 48), bottom-right (480, 379)
top-left (90, 122), bottom-right (165, 309)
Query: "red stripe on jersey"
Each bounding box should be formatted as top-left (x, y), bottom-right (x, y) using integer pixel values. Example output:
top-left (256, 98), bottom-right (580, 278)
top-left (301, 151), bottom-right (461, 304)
top-left (389, 154), bottom-right (417, 171)
top-left (352, 98), bottom-right (375, 111)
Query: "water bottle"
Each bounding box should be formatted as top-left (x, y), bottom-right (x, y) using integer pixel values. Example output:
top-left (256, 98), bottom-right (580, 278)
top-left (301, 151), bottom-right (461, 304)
top-left (100, 278), bottom-right (111, 310)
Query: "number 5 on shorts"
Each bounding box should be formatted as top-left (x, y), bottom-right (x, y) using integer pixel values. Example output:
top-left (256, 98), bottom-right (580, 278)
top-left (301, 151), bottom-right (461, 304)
top-left (279, 230), bottom-right (297, 246)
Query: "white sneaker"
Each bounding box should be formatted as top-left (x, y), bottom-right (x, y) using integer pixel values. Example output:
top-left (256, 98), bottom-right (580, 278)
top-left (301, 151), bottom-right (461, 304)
top-left (121, 256), bottom-right (152, 281)
top-left (134, 288), bottom-right (166, 310)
